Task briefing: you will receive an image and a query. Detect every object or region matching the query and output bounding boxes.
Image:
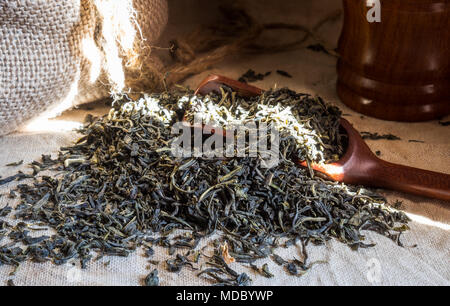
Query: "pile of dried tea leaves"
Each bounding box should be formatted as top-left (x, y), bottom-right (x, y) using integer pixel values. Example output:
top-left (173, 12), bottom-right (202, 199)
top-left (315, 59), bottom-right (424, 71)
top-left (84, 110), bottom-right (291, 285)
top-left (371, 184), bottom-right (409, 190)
top-left (0, 87), bottom-right (410, 285)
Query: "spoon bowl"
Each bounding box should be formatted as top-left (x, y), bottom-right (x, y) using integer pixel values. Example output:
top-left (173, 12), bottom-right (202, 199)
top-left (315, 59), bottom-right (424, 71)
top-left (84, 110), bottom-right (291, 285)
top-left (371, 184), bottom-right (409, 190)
top-left (195, 74), bottom-right (450, 202)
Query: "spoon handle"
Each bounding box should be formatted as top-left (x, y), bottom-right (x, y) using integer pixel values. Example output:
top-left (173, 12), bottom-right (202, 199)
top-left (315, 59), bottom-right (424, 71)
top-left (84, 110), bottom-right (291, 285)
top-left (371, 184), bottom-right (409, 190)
top-left (370, 160), bottom-right (450, 202)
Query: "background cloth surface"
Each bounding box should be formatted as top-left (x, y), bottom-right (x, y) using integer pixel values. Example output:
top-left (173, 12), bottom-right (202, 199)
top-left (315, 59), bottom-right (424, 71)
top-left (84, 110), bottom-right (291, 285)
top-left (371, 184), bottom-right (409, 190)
top-left (0, 0), bottom-right (449, 286)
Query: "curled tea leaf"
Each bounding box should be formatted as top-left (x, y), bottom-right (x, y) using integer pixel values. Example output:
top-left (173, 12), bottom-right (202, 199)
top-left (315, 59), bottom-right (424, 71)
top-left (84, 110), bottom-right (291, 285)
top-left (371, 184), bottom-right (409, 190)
top-left (144, 269), bottom-right (159, 286)
top-left (221, 242), bottom-right (236, 265)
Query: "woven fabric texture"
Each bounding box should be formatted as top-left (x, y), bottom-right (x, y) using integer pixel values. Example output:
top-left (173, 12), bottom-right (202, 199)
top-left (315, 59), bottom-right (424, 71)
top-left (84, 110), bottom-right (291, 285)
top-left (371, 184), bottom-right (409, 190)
top-left (0, 0), bottom-right (448, 286)
top-left (0, 0), bottom-right (168, 136)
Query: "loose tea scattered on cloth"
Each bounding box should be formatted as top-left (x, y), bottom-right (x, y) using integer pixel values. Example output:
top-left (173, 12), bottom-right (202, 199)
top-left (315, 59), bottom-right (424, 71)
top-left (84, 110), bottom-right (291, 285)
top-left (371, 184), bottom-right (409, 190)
top-left (0, 86), bottom-right (410, 286)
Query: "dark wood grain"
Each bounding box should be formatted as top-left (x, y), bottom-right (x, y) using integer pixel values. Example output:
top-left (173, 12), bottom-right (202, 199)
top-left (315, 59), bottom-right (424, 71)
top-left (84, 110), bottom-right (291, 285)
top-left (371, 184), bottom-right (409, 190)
top-left (195, 74), bottom-right (450, 202)
top-left (337, 0), bottom-right (450, 122)
top-left (321, 119), bottom-right (450, 201)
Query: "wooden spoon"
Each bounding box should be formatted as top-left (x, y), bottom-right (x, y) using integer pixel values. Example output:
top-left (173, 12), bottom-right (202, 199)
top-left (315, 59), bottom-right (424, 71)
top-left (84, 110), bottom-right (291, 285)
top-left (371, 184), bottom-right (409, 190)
top-left (195, 74), bottom-right (450, 202)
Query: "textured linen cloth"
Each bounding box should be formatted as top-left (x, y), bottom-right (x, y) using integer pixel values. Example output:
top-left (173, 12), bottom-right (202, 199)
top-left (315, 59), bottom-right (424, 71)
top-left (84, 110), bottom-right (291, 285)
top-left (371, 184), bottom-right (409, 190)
top-left (0, 0), bottom-right (449, 286)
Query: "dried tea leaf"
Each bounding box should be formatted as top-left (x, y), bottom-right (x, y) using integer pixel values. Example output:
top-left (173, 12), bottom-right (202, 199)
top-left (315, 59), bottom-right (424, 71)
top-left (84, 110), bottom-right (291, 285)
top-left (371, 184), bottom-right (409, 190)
top-left (276, 70), bottom-right (293, 78)
top-left (221, 242), bottom-right (236, 265)
top-left (238, 69), bottom-right (271, 83)
top-left (0, 205), bottom-right (12, 217)
top-left (6, 160), bottom-right (23, 167)
top-left (261, 264), bottom-right (274, 278)
top-left (361, 132), bottom-right (401, 141)
top-left (271, 254), bottom-right (288, 266)
top-left (144, 269), bottom-right (159, 286)
top-left (307, 43), bottom-right (330, 55)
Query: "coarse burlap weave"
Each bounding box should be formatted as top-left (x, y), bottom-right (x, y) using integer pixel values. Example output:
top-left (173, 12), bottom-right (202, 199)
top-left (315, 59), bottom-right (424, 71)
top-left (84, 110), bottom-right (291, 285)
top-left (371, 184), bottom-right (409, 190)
top-left (0, 0), bottom-right (168, 136)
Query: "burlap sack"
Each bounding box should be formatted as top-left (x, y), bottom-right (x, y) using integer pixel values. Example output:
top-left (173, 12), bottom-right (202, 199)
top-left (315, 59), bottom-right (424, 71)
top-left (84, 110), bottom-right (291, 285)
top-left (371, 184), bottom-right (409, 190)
top-left (0, 0), bottom-right (168, 136)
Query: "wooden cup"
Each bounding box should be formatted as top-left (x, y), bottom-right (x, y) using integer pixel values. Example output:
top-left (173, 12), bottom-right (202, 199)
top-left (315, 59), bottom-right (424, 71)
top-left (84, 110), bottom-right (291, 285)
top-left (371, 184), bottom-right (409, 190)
top-left (337, 0), bottom-right (450, 122)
